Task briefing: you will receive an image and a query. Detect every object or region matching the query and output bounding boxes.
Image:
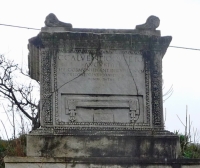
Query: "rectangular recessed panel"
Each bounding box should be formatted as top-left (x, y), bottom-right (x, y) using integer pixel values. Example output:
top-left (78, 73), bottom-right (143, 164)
top-left (58, 95), bottom-right (144, 124)
top-left (53, 50), bottom-right (150, 127)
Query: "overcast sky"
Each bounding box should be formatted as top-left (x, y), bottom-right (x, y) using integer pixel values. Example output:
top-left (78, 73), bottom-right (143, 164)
top-left (0, 0), bottom-right (200, 141)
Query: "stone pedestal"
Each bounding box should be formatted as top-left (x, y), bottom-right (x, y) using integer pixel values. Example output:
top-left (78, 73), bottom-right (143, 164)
top-left (26, 131), bottom-right (180, 159)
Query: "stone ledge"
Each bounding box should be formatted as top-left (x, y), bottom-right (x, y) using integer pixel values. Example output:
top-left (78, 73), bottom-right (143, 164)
top-left (41, 27), bottom-right (161, 36)
top-left (28, 129), bottom-right (175, 136)
top-left (4, 156), bottom-right (200, 165)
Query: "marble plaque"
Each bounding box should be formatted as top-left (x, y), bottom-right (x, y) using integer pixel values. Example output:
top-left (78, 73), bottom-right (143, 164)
top-left (53, 50), bottom-right (149, 127)
top-left (56, 51), bottom-right (145, 95)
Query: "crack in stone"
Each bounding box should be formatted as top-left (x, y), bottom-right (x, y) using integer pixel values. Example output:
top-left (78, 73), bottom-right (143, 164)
top-left (53, 51), bottom-right (96, 93)
top-left (122, 53), bottom-right (141, 127)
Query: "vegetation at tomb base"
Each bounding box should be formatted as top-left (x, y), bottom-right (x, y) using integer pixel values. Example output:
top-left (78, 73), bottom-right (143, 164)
top-left (0, 135), bottom-right (26, 168)
top-left (174, 107), bottom-right (200, 158)
top-left (178, 133), bottom-right (200, 159)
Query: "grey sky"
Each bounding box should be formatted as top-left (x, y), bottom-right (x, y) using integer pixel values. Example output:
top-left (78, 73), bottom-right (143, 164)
top-left (0, 0), bottom-right (200, 140)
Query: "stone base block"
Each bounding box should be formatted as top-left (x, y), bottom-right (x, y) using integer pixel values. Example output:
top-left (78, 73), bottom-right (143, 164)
top-left (4, 157), bottom-right (200, 168)
top-left (27, 131), bottom-right (180, 159)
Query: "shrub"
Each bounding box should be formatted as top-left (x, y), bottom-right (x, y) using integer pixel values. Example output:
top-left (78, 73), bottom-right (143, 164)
top-left (177, 133), bottom-right (200, 158)
top-left (0, 135), bottom-right (26, 168)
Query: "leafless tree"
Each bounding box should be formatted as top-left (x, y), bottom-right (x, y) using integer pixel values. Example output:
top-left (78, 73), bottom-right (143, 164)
top-left (0, 55), bottom-right (39, 130)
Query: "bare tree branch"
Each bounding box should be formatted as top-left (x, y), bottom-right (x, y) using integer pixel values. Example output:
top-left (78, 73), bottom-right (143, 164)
top-left (0, 54), bottom-right (40, 130)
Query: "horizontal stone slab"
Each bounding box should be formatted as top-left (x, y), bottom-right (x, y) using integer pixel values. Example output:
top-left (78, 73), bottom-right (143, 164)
top-left (41, 27), bottom-right (161, 37)
top-left (4, 157), bottom-right (200, 168)
top-left (26, 134), bottom-right (180, 159)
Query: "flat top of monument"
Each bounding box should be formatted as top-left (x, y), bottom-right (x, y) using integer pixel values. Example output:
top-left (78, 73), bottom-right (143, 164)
top-left (41, 13), bottom-right (161, 36)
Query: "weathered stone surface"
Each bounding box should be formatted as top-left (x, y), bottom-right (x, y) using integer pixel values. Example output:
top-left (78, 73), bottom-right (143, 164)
top-left (26, 14), bottom-right (180, 159)
top-left (41, 27), bottom-right (161, 36)
top-left (6, 15), bottom-right (192, 168)
top-left (5, 163), bottom-right (65, 168)
top-left (136, 15), bottom-right (160, 30)
top-left (28, 36), bottom-right (40, 82)
top-left (29, 32), bottom-right (171, 130)
top-left (45, 13), bottom-right (72, 29)
top-left (26, 133), bottom-right (180, 158)
top-left (5, 157), bottom-right (200, 168)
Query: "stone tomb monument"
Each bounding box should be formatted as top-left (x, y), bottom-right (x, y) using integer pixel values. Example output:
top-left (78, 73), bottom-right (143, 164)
top-left (5, 14), bottom-right (200, 167)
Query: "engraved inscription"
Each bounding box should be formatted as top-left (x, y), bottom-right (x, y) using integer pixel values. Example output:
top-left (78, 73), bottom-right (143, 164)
top-left (57, 51), bottom-right (144, 84)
